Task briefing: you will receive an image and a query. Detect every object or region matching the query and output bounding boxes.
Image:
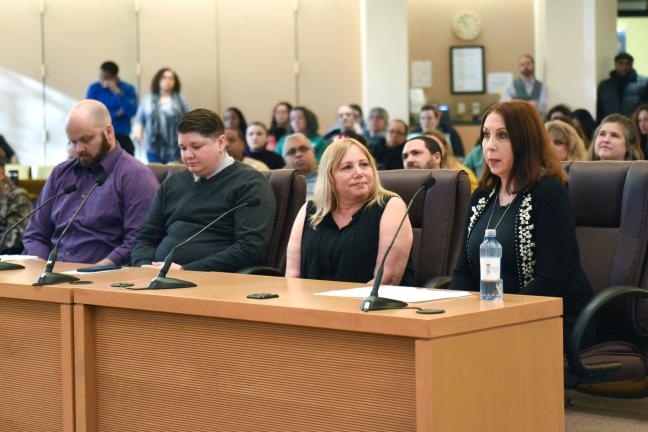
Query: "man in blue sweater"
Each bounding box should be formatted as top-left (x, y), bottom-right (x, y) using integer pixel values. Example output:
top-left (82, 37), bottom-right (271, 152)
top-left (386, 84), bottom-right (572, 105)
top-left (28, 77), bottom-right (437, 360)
top-left (86, 61), bottom-right (138, 156)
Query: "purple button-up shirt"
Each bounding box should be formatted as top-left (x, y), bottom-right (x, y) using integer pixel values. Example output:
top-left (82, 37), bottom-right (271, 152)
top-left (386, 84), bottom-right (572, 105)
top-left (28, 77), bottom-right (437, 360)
top-left (23, 147), bottom-right (159, 264)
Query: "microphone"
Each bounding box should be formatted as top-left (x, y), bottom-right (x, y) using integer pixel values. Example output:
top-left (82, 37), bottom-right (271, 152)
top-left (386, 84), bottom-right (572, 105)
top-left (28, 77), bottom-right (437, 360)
top-left (34, 173), bottom-right (108, 285)
top-left (147, 197), bottom-right (261, 289)
top-left (360, 176), bottom-right (436, 312)
top-left (0, 184), bottom-right (78, 271)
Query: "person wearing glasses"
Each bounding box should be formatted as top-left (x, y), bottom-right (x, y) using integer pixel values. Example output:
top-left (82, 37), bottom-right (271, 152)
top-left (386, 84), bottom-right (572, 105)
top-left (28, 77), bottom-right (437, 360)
top-left (283, 133), bottom-right (318, 200)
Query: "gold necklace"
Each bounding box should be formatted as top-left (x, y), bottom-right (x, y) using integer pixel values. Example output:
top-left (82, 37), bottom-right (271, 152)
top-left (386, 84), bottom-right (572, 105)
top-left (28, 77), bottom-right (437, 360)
top-left (485, 192), bottom-right (513, 231)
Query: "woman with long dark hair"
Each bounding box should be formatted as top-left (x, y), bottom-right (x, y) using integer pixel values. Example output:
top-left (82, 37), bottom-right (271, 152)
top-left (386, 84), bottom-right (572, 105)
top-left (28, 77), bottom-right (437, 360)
top-left (134, 68), bottom-right (190, 163)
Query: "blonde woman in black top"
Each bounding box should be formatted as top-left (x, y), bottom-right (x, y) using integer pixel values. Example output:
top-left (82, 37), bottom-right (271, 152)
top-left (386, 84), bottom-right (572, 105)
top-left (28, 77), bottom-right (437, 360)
top-left (286, 138), bottom-right (413, 284)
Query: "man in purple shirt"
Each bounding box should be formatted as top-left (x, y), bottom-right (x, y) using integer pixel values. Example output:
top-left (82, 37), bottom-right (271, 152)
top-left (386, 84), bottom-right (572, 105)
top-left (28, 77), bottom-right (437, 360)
top-left (23, 100), bottom-right (159, 265)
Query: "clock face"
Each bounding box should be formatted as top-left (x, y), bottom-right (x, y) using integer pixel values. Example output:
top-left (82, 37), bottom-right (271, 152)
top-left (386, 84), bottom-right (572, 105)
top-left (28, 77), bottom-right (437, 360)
top-left (453, 12), bottom-right (482, 41)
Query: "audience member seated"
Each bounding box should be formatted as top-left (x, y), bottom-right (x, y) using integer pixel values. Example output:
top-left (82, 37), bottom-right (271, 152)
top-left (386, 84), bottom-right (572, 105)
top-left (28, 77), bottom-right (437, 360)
top-left (223, 107), bottom-right (248, 148)
top-left (133, 67), bottom-right (190, 163)
top-left (283, 133), bottom-right (318, 200)
top-left (267, 101), bottom-right (292, 151)
top-left (425, 130), bottom-right (478, 191)
top-left (500, 54), bottom-right (548, 116)
top-left (225, 129), bottom-right (269, 171)
top-left (324, 105), bottom-right (363, 143)
top-left (597, 52), bottom-right (648, 123)
top-left (408, 104), bottom-right (464, 157)
top-left (402, 136), bottom-right (442, 170)
top-left (364, 107), bottom-right (388, 148)
top-left (588, 114), bottom-right (643, 161)
top-left (632, 104), bottom-right (648, 158)
top-left (464, 144), bottom-right (484, 178)
top-left (23, 100), bottom-right (159, 265)
top-left (86, 61), bottom-right (137, 156)
top-left (0, 149), bottom-right (31, 253)
top-left (0, 134), bottom-right (19, 163)
top-left (245, 122), bottom-right (285, 169)
top-left (350, 104), bottom-right (366, 134)
top-left (545, 119), bottom-right (587, 161)
top-left (450, 100), bottom-right (593, 345)
top-left (545, 104), bottom-right (572, 122)
top-left (370, 119), bottom-right (408, 170)
top-left (275, 106), bottom-right (327, 160)
top-left (286, 137), bottom-right (413, 284)
top-left (131, 108), bottom-right (276, 272)
top-left (570, 108), bottom-right (596, 145)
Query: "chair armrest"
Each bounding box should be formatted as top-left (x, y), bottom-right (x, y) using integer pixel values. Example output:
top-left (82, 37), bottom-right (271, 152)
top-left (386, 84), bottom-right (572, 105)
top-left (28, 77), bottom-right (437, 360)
top-left (424, 276), bottom-right (452, 289)
top-left (566, 285), bottom-right (648, 385)
top-left (237, 266), bottom-right (283, 277)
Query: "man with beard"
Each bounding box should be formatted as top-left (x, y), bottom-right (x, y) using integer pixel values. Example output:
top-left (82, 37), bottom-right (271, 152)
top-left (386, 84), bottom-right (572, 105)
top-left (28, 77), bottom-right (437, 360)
top-left (501, 54), bottom-right (548, 116)
top-left (23, 100), bottom-right (158, 265)
top-left (597, 52), bottom-right (648, 123)
top-left (402, 136), bottom-right (443, 170)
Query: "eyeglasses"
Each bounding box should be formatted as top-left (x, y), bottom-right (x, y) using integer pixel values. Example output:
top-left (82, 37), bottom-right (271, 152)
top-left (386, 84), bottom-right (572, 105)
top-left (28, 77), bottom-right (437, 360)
top-left (388, 129), bottom-right (406, 136)
top-left (285, 145), bottom-right (312, 156)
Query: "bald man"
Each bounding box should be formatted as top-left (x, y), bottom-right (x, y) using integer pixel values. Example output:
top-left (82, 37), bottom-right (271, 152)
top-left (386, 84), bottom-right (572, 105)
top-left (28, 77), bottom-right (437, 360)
top-left (23, 100), bottom-right (159, 265)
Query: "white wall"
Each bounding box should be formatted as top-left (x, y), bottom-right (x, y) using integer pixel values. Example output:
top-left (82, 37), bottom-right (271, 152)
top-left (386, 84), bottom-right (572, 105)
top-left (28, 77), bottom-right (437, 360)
top-left (538, 0), bottom-right (617, 114)
top-left (361, 0), bottom-right (409, 121)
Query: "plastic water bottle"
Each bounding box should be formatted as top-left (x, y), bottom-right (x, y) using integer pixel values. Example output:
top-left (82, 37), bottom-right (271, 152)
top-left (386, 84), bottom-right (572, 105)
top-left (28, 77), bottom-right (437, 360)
top-left (480, 229), bottom-right (503, 301)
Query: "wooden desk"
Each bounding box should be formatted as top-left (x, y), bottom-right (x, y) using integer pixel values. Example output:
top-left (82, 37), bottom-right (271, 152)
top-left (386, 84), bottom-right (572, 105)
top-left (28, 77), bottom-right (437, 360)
top-left (68, 268), bottom-right (565, 432)
top-left (0, 260), bottom-right (78, 432)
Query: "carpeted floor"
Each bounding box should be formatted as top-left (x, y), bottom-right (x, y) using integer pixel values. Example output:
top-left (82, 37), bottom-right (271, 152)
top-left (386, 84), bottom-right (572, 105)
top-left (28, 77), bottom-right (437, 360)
top-left (565, 391), bottom-right (648, 432)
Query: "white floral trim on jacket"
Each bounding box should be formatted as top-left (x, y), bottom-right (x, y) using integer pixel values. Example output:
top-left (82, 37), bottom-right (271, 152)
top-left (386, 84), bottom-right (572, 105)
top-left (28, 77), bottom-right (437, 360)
top-left (515, 193), bottom-right (535, 286)
top-left (465, 189), bottom-right (536, 291)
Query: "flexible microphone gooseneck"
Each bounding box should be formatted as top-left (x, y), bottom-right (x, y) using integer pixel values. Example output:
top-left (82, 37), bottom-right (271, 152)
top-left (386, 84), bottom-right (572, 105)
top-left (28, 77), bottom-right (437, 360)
top-left (0, 184), bottom-right (77, 271)
top-left (147, 197), bottom-right (261, 289)
top-left (360, 176), bottom-right (436, 312)
top-left (34, 173), bottom-right (108, 285)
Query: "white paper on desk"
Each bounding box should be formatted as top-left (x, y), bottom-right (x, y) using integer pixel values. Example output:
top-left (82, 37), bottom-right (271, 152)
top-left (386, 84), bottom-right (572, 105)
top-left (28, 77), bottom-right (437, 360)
top-left (63, 268), bottom-right (126, 275)
top-left (0, 254), bottom-right (39, 261)
top-left (316, 286), bottom-right (472, 303)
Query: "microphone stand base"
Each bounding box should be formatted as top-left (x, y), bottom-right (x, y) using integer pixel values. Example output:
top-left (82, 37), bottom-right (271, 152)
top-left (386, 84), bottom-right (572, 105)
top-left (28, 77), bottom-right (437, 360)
top-left (34, 272), bottom-right (79, 286)
top-left (148, 276), bottom-right (197, 289)
top-left (360, 295), bottom-right (408, 312)
top-left (0, 261), bottom-right (25, 271)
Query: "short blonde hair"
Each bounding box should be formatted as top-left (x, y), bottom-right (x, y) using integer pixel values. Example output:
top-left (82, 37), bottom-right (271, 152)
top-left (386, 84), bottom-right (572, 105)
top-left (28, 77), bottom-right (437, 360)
top-left (545, 120), bottom-right (587, 161)
top-left (309, 138), bottom-right (394, 228)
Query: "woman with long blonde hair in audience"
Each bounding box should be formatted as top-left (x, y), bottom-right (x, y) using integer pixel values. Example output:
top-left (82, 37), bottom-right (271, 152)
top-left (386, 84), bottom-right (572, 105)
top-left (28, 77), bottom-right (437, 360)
top-left (588, 114), bottom-right (643, 161)
top-left (286, 137), bottom-right (414, 285)
top-left (545, 120), bottom-right (587, 161)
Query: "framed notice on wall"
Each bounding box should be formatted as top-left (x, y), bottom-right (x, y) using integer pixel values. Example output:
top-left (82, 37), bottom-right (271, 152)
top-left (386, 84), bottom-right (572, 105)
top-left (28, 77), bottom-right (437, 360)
top-left (450, 46), bottom-right (485, 94)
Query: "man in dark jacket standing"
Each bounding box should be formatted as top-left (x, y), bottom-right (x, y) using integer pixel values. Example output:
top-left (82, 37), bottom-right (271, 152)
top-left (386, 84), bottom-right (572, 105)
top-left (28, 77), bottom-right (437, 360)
top-left (597, 52), bottom-right (648, 123)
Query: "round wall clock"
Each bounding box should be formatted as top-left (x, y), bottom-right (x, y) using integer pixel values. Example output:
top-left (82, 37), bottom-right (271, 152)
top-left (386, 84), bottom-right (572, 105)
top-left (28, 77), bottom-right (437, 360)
top-left (452, 11), bottom-right (482, 41)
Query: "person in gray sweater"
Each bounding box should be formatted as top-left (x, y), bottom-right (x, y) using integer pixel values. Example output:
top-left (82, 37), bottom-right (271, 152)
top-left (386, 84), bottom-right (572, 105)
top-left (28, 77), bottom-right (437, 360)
top-left (131, 108), bottom-right (276, 272)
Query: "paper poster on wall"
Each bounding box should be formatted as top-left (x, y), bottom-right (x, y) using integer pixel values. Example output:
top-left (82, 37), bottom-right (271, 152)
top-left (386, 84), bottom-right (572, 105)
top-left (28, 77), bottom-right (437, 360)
top-left (411, 61), bottom-right (432, 88)
top-left (409, 88), bottom-right (426, 114)
top-left (450, 46), bottom-right (485, 94)
top-left (487, 72), bottom-right (513, 96)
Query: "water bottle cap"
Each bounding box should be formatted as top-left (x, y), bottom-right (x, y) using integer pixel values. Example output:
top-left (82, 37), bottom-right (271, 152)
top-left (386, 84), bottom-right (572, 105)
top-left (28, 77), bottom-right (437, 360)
top-left (485, 229), bottom-right (496, 237)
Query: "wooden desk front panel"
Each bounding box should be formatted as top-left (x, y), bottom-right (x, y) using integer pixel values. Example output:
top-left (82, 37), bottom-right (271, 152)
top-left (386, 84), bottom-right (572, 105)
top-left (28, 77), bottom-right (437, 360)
top-left (0, 299), bottom-right (73, 432)
top-left (79, 306), bottom-right (417, 432)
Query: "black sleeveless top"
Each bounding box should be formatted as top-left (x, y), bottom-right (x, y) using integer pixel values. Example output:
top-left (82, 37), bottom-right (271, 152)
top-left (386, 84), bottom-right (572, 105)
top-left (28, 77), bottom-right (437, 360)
top-left (300, 199), bottom-right (414, 284)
